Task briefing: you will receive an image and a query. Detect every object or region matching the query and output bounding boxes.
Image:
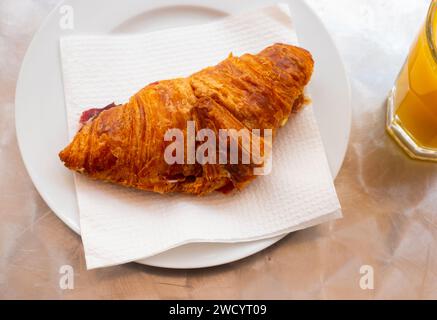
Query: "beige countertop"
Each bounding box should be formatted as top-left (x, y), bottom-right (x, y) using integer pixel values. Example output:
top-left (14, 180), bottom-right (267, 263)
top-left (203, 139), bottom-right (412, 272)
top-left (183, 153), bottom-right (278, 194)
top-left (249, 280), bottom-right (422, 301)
top-left (1, 0), bottom-right (436, 299)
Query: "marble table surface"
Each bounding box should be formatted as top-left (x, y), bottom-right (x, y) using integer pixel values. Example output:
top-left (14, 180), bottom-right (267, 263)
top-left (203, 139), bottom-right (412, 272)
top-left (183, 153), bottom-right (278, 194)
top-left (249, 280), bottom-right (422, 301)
top-left (1, 0), bottom-right (436, 299)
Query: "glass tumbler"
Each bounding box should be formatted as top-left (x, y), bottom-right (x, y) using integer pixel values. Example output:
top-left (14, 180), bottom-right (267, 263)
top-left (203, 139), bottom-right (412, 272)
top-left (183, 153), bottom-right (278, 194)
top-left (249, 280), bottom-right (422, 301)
top-left (387, 0), bottom-right (437, 161)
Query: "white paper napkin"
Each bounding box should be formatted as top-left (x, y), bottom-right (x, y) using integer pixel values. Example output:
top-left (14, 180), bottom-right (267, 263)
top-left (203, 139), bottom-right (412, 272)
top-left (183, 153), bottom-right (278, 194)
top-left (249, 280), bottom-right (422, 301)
top-left (60, 3), bottom-right (342, 269)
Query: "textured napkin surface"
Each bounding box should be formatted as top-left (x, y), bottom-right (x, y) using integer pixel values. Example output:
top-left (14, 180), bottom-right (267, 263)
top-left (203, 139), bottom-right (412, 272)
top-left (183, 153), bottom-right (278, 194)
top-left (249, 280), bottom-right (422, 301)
top-left (60, 4), bottom-right (342, 269)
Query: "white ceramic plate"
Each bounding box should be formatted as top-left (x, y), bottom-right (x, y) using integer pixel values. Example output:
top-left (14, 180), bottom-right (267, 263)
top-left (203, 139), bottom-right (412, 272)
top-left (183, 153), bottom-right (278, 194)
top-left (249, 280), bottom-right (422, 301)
top-left (15, 0), bottom-right (351, 269)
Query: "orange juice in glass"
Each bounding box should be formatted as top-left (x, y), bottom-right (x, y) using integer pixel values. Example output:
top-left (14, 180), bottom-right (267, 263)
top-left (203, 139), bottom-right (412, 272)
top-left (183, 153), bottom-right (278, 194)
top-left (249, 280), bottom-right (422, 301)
top-left (387, 0), bottom-right (437, 160)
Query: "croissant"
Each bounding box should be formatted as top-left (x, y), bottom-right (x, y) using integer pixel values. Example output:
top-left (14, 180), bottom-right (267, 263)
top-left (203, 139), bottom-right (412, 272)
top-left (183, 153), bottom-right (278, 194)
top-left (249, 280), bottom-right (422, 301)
top-left (59, 43), bottom-right (314, 195)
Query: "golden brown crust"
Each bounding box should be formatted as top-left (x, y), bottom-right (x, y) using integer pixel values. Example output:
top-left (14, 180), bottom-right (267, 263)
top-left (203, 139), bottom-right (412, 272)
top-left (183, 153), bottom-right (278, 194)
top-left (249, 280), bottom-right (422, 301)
top-left (59, 43), bottom-right (314, 195)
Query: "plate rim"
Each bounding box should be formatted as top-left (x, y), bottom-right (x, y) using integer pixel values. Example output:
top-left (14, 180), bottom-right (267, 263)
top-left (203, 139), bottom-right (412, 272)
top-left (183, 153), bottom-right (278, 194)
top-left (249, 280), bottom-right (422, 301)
top-left (15, 0), bottom-right (351, 269)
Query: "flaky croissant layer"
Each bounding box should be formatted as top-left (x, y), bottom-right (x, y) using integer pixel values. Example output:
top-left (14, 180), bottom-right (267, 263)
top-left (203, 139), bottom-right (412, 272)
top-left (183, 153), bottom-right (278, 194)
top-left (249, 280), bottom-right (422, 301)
top-left (59, 43), bottom-right (314, 195)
